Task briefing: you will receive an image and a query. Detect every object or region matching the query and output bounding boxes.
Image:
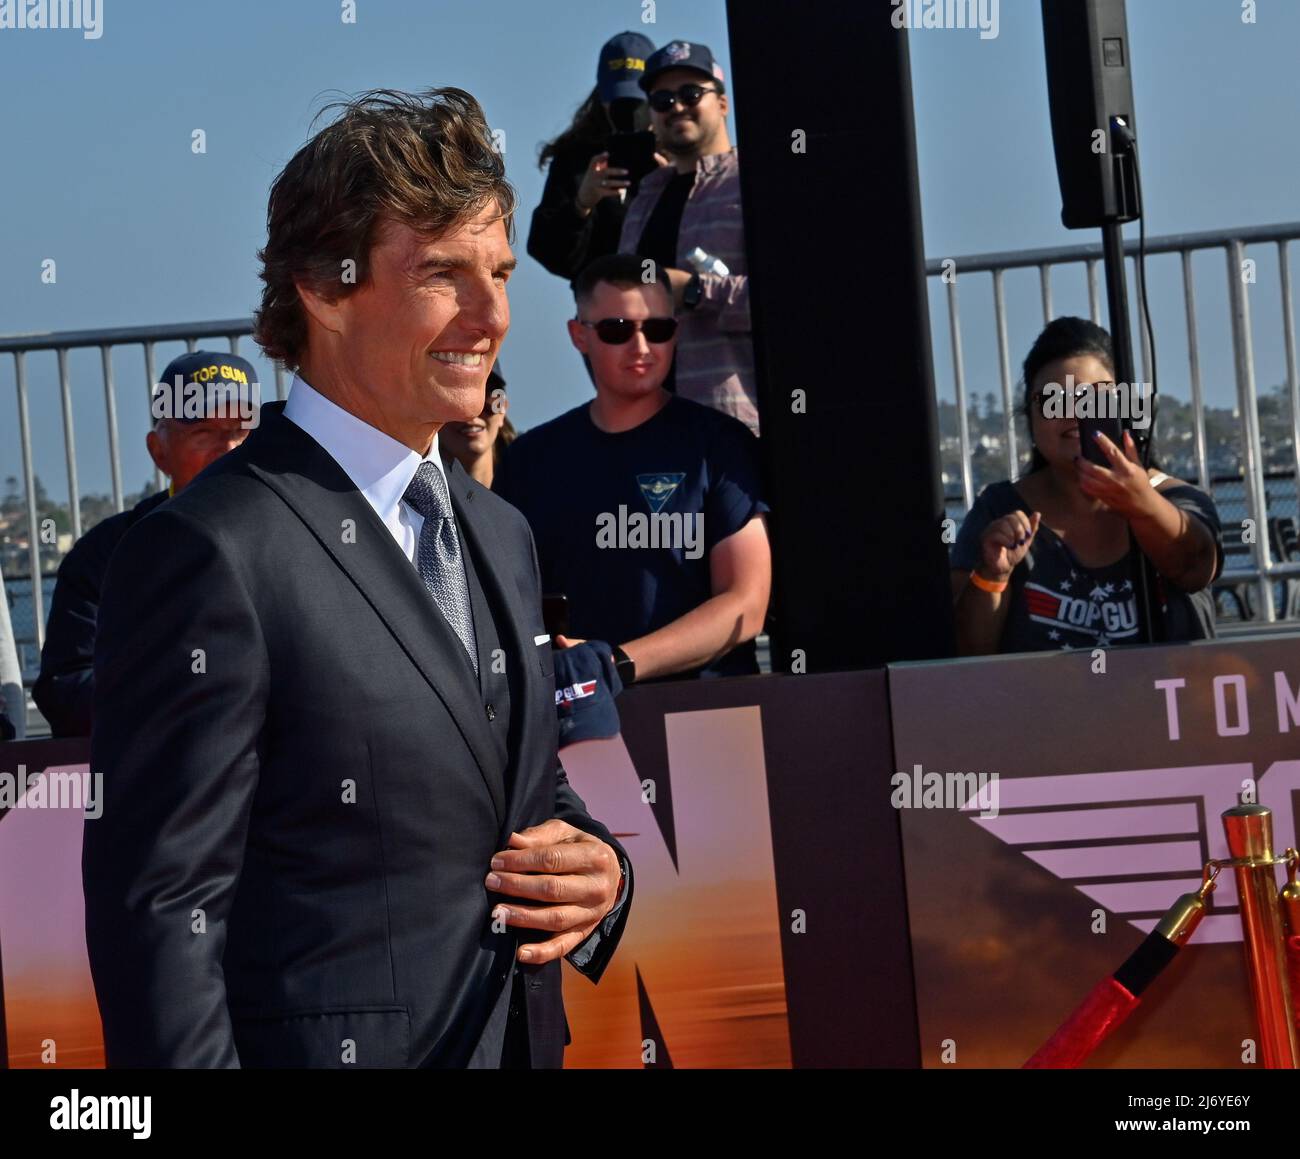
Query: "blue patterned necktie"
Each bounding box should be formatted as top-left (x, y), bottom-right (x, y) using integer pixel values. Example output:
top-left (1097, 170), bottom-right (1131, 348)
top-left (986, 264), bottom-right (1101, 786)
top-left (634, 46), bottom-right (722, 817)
top-left (402, 461), bottom-right (478, 676)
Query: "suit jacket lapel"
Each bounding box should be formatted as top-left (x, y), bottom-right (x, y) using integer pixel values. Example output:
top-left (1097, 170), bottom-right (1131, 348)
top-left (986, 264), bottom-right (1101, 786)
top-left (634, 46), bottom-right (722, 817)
top-left (244, 404), bottom-right (507, 823)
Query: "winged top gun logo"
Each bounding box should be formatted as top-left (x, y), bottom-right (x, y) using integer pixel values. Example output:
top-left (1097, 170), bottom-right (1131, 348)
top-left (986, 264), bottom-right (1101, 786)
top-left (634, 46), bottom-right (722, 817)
top-left (961, 761), bottom-right (1300, 944)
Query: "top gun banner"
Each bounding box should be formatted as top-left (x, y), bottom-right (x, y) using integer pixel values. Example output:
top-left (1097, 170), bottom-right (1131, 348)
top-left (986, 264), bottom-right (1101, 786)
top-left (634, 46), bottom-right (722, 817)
top-left (557, 670), bottom-right (914, 1068)
top-left (0, 672), bottom-right (917, 1069)
top-left (889, 632), bottom-right (1300, 1068)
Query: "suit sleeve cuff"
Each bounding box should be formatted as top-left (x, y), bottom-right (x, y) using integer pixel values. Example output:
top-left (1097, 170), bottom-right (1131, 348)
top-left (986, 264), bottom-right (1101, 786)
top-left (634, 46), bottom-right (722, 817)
top-left (565, 853), bottom-right (630, 975)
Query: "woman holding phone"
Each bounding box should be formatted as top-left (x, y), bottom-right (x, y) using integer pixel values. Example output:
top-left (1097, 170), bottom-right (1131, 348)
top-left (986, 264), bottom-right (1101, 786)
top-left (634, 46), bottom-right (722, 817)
top-left (528, 31), bottom-right (664, 281)
top-left (950, 316), bottom-right (1223, 655)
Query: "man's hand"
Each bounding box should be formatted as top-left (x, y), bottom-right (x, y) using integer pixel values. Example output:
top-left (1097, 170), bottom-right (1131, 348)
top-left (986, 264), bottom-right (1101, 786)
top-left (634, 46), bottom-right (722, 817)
top-left (664, 266), bottom-right (693, 308)
top-left (486, 820), bottom-right (623, 964)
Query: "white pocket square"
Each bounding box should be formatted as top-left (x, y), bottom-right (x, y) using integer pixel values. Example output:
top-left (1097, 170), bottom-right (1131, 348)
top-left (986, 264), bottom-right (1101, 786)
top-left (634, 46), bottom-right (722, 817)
top-left (533, 633), bottom-right (551, 646)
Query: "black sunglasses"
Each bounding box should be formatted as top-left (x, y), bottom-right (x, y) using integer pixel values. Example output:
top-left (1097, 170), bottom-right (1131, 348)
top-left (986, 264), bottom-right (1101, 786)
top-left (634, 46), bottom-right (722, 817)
top-left (579, 317), bottom-right (678, 345)
top-left (647, 83), bottom-right (719, 113)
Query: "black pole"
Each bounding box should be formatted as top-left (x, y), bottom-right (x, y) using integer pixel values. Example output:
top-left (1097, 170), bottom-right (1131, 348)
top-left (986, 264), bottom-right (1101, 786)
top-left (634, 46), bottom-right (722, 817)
top-left (1041, 0), bottom-right (1163, 646)
top-left (1100, 223), bottom-right (1135, 390)
top-left (1100, 219), bottom-right (1161, 645)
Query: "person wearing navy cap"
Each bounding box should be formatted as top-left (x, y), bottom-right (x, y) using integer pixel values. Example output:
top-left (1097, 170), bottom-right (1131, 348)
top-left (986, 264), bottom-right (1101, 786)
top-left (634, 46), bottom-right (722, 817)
top-left (32, 350), bottom-right (255, 737)
top-left (618, 39), bottom-right (758, 433)
top-left (527, 31), bottom-right (661, 281)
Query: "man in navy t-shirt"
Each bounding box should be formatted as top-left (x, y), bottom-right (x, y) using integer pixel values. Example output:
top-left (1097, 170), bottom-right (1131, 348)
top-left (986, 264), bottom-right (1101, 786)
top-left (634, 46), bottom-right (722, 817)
top-left (494, 253), bottom-right (770, 681)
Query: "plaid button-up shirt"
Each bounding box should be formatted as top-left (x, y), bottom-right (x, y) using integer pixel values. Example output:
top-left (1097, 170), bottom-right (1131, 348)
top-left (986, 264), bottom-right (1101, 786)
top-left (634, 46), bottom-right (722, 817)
top-left (619, 148), bottom-right (758, 434)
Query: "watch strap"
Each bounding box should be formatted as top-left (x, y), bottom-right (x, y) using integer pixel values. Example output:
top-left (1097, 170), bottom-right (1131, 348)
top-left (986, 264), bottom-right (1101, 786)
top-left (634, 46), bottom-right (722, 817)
top-left (683, 272), bottom-right (702, 309)
top-left (611, 644), bottom-right (637, 685)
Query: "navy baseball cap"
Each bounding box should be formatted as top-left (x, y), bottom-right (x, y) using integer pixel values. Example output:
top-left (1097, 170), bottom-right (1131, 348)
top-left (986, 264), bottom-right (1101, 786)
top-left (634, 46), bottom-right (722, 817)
top-left (553, 640), bottom-right (623, 747)
top-left (152, 351), bottom-right (260, 425)
top-left (488, 357), bottom-right (506, 391)
top-left (640, 40), bottom-right (726, 94)
top-left (597, 31), bottom-right (656, 103)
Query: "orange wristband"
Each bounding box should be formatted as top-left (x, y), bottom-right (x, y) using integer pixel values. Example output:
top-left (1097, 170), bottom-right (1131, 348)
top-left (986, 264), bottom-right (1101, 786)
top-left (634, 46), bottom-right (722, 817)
top-left (969, 570), bottom-right (1009, 594)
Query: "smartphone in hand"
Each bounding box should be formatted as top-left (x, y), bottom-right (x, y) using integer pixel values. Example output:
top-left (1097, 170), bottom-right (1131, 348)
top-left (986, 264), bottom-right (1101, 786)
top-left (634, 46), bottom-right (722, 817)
top-left (605, 131), bottom-right (658, 184)
top-left (542, 594), bottom-right (570, 639)
top-left (1078, 414), bottom-right (1126, 467)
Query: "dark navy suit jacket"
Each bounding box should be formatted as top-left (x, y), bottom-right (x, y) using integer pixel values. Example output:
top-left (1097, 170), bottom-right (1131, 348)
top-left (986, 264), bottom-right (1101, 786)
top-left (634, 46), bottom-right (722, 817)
top-left (82, 401), bottom-right (631, 1067)
top-left (34, 489), bottom-right (169, 737)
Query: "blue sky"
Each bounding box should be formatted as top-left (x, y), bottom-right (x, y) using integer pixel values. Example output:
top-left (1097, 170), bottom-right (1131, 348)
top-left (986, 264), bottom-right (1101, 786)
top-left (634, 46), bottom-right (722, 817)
top-left (912, 0), bottom-right (1300, 435)
top-left (2, 0), bottom-right (1297, 505)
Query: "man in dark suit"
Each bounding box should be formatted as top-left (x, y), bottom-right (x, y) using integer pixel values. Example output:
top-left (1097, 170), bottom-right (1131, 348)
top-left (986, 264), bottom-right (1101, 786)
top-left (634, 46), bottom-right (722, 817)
top-left (83, 88), bottom-right (631, 1069)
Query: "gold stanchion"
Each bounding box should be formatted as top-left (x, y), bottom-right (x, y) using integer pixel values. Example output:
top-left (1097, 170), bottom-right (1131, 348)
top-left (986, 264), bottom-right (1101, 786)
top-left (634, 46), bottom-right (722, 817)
top-left (1283, 850), bottom-right (1300, 1034)
top-left (1283, 851), bottom-right (1300, 939)
top-left (1221, 806), bottom-right (1298, 1068)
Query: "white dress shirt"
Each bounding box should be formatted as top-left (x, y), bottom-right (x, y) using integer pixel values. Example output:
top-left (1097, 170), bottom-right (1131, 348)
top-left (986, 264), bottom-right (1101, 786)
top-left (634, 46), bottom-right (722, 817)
top-left (283, 374), bottom-right (449, 566)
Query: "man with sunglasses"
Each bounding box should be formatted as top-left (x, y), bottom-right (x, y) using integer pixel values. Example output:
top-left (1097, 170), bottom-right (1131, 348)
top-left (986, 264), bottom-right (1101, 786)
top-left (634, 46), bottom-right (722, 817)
top-left (495, 253), bottom-right (770, 683)
top-left (617, 40), bottom-right (758, 434)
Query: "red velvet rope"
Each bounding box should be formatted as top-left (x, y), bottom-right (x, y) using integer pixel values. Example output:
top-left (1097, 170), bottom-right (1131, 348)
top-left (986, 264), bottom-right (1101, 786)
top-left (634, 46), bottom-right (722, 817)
top-left (1023, 976), bottom-right (1140, 1069)
top-left (1288, 935), bottom-right (1300, 1032)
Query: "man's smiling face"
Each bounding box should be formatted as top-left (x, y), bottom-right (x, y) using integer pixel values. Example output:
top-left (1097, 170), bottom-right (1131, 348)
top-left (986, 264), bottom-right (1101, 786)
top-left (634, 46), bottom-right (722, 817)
top-left (648, 66), bottom-right (728, 156)
top-left (328, 201), bottom-right (514, 447)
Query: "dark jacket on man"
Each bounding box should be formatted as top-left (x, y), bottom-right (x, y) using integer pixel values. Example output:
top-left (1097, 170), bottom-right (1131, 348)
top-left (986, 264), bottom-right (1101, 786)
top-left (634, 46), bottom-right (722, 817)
top-left (33, 489), bottom-right (169, 737)
top-left (83, 402), bottom-right (631, 1068)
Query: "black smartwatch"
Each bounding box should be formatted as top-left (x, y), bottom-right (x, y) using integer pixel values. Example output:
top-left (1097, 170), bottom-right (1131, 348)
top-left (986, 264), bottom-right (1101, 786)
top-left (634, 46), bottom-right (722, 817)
top-left (611, 644), bottom-right (637, 686)
top-left (682, 272), bottom-right (703, 310)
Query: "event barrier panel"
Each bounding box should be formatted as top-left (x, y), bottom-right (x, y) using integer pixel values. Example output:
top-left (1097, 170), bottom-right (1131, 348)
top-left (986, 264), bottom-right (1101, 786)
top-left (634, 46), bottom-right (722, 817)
top-left (0, 673), bottom-right (917, 1069)
top-left (4, 634), bottom-right (1298, 1068)
top-left (889, 632), bottom-right (1300, 1067)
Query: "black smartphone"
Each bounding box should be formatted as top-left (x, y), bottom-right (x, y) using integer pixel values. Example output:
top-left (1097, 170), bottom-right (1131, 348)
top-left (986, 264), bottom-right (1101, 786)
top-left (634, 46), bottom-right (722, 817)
top-left (606, 131), bottom-right (658, 184)
top-left (542, 593), bottom-right (569, 639)
top-left (1078, 414), bottom-right (1125, 466)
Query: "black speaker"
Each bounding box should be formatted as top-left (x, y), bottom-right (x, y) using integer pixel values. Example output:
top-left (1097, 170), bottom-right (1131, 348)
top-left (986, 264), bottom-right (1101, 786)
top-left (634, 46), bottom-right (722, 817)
top-left (726, 1), bottom-right (953, 670)
top-left (1042, 0), bottom-right (1139, 229)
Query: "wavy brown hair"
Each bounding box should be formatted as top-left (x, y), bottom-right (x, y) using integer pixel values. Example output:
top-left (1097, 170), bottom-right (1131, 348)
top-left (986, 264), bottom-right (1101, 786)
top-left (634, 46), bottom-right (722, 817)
top-left (254, 88), bottom-right (516, 368)
top-left (537, 86), bottom-right (612, 170)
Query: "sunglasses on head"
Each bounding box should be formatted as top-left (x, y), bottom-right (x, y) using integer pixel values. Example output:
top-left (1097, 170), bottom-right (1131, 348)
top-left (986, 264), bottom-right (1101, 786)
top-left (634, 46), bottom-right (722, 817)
top-left (579, 317), bottom-right (679, 345)
top-left (647, 83), bottom-right (718, 113)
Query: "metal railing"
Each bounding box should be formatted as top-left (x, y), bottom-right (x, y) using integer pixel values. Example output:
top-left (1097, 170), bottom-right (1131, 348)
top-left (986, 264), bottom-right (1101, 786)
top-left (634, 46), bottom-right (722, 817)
top-left (3, 222), bottom-right (1299, 673)
top-left (1, 320), bottom-right (286, 652)
top-left (927, 221), bottom-right (1300, 623)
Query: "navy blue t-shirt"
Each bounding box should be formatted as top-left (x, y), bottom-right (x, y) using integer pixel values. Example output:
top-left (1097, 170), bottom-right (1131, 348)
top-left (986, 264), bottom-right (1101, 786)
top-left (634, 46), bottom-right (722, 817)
top-left (951, 479), bottom-right (1223, 652)
top-left (494, 396), bottom-right (768, 678)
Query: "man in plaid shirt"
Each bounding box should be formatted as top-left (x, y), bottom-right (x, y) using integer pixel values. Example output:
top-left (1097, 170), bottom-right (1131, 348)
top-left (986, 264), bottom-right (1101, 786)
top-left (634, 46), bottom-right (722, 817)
top-left (618, 40), bottom-right (757, 435)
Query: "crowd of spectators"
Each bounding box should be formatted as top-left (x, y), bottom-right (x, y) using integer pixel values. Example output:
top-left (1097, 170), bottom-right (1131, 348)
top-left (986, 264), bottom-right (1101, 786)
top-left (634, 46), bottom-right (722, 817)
top-left (9, 32), bottom-right (1225, 743)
